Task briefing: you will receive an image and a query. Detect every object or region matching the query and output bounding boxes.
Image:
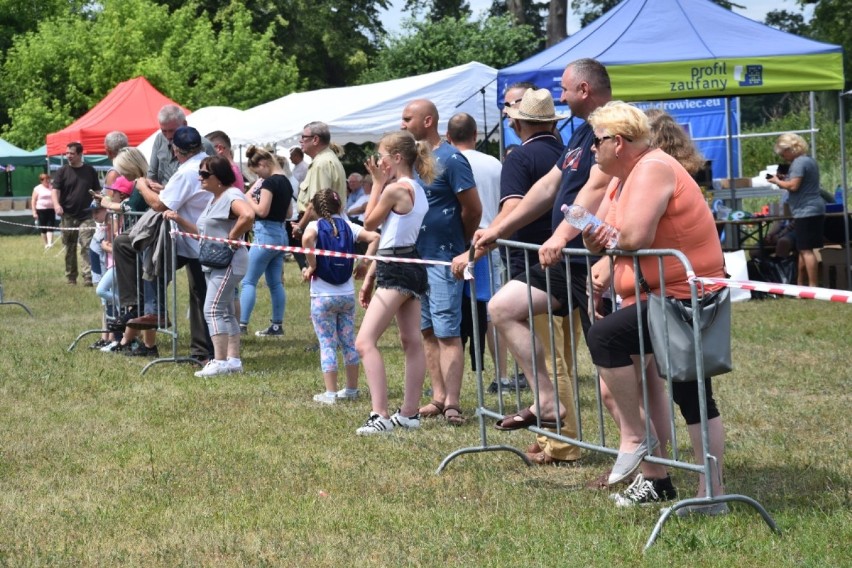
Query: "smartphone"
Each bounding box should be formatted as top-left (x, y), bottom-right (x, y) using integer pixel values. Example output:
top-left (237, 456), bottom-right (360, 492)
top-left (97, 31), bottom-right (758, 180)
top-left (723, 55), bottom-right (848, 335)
top-left (89, 189), bottom-right (99, 196)
top-left (765, 174), bottom-right (772, 179)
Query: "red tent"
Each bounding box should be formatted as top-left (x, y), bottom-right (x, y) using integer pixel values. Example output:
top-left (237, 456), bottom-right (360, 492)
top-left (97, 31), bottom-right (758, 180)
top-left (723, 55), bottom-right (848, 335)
top-left (46, 77), bottom-right (190, 155)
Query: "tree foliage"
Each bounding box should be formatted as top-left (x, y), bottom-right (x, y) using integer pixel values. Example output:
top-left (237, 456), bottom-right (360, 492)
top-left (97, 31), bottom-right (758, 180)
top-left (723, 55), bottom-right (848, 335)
top-left (488, 0), bottom-right (547, 50)
top-left (404, 0), bottom-right (471, 20)
top-left (804, 0), bottom-right (852, 90)
top-left (357, 15), bottom-right (537, 85)
top-left (0, 0), bottom-right (299, 149)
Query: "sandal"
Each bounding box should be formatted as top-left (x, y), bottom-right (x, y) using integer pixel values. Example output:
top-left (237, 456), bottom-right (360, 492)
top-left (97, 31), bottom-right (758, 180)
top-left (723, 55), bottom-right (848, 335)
top-left (494, 408), bottom-right (563, 431)
top-left (419, 400), bottom-right (445, 418)
top-left (443, 405), bottom-right (466, 426)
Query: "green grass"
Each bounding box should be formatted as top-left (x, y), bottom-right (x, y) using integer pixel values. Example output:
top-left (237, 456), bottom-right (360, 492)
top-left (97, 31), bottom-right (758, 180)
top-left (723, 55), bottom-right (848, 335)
top-left (1, 235), bottom-right (850, 566)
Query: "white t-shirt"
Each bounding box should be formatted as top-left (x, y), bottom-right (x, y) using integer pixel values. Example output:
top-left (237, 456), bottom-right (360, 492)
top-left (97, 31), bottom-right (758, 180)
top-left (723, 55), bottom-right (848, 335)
top-left (306, 215), bottom-right (363, 297)
top-left (159, 153), bottom-right (212, 258)
top-left (461, 149), bottom-right (502, 228)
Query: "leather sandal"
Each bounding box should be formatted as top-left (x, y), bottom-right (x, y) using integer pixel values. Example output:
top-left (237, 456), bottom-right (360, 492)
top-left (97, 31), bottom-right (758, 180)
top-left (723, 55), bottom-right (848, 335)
top-left (418, 400), bottom-right (444, 418)
top-left (443, 405), bottom-right (466, 426)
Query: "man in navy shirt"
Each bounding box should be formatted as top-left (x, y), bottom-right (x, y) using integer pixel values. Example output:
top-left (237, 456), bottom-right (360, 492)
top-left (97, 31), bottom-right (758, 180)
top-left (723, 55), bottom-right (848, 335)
top-left (475, 59), bottom-right (613, 433)
top-left (401, 99), bottom-right (482, 426)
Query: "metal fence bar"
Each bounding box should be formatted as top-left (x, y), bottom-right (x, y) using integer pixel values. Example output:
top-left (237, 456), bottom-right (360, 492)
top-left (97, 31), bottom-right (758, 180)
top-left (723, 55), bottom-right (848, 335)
top-left (436, 238), bottom-right (778, 550)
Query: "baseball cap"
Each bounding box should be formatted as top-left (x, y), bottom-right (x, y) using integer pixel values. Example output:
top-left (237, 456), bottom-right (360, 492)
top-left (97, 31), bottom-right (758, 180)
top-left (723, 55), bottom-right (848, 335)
top-left (172, 126), bottom-right (202, 151)
top-left (105, 176), bottom-right (133, 195)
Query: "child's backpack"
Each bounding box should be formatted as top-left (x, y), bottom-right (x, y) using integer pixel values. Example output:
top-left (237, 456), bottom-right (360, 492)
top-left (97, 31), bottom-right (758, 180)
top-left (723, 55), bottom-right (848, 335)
top-left (315, 217), bottom-right (354, 285)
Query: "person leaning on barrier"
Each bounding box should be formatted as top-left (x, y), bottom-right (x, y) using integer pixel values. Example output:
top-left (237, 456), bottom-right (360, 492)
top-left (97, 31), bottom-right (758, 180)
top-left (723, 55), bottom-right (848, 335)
top-left (164, 156), bottom-right (254, 377)
top-left (112, 126), bottom-right (215, 363)
top-left (582, 102), bottom-right (727, 511)
top-left (474, 59), bottom-right (614, 441)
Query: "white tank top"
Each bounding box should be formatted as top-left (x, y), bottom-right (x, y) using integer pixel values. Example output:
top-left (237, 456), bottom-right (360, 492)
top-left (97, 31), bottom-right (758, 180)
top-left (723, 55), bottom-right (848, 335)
top-left (378, 176), bottom-right (428, 249)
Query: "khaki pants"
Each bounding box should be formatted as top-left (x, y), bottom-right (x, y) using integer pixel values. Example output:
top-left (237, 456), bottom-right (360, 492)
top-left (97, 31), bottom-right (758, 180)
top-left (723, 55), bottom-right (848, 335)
top-left (533, 310), bottom-right (582, 461)
top-left (61, 217), bottom-right (95, 283)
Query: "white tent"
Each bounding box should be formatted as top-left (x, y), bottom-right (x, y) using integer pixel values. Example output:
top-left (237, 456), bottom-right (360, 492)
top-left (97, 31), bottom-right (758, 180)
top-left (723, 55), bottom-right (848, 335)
top-left (232, 61), bottom-right (499, 147)
top-left (137, 105), bottom-right (246, 162)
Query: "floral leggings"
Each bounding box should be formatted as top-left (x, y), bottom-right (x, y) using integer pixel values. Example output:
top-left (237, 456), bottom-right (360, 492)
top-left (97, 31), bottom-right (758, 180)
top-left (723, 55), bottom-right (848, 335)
top-left (310, 294), bottom-right (359, 373)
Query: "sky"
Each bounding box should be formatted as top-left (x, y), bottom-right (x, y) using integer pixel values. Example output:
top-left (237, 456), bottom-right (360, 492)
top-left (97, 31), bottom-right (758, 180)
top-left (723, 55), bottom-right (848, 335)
top-left (381, 0), bottom-right (815, 35)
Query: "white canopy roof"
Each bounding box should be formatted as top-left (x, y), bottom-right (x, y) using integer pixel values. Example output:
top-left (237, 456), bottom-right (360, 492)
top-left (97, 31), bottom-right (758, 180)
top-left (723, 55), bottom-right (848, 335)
top-left (232, 61), bottom-right (499, 147)
top-left (137, 105), bottom-right (246, 162)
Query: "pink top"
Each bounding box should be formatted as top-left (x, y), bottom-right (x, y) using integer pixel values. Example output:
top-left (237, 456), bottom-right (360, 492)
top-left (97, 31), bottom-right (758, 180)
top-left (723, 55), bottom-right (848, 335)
top-left (33, 184), bottom-right (54, 210)
top-left (606, 148), bottom-right (724, 304)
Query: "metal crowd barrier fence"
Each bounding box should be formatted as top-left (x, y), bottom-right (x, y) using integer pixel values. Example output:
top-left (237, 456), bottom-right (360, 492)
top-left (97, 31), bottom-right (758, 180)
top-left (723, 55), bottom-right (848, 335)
top-left (438, 239), bottom-right (778, 550)
top-left (0, 275), bottom-right (33, 317)
top-left (67, 213), bottom-right (193, 374)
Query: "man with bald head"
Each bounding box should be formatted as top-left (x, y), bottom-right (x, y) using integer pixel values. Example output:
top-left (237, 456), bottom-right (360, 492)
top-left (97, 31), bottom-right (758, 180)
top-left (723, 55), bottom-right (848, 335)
top-left (400, 98), bottom-right (482, 425)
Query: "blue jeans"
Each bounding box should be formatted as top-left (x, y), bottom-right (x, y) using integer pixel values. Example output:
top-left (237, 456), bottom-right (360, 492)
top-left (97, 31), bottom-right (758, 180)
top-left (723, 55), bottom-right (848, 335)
top-left (240, 220), bottom-right (287, 325)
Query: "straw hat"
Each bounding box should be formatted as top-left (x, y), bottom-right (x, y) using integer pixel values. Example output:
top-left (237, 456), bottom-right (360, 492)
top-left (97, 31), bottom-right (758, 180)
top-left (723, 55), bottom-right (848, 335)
top-left (506, 88), bottom-right (569, 122)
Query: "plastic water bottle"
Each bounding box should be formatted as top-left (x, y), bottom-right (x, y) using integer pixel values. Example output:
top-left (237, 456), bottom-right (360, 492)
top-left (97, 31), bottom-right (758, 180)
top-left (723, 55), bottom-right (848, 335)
top-left (836, 185), bottom-right (844, 204)
top-left (561, 204), bottom-right (619, 248)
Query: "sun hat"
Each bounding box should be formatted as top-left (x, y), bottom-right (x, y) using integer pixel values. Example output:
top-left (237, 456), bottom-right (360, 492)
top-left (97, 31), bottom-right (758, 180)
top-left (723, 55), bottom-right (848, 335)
top-left (172, 126), bottom-right (202, 151)
top-left (105, 176), bottom-right (133, 195)
top-left (506, 88), bottom-right (570, 122)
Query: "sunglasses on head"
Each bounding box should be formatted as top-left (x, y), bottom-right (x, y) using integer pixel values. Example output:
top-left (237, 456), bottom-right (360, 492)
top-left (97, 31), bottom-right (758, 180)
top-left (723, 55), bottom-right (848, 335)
top-left (198, 170), bottom-right (212, 179)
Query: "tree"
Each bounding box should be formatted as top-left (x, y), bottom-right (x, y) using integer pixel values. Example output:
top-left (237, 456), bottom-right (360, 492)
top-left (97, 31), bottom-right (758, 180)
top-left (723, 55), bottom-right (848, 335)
top-left (404, 0), bottom-right (472, 20)
top-left (358, 15), bottom-right (537, 85)
top-left (546, 0), bottom-right (567, 46)
top-left (0, 0), bottom-right (299, 149)
top-left (764, 9), bottom-right (809, 35)
top-left (574, 0), bottom-right (735, 26)
top-left (489, 0), bottom-right (547, 50)
top-left (803, 0), bottom-right (852, 90)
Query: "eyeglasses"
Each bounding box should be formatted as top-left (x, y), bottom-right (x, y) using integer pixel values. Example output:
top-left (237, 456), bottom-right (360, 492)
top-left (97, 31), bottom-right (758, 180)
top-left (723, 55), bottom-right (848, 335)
top-left (503, 98), bottom-right (523, 109)
top-left (198, 170), bottom-right (212, 179)
top-left (300, 134), bottom-right (315, 141)
top-left (372, 152), bottom-right (392, 161)
top-left (593, 134), bottom-right (632, 148)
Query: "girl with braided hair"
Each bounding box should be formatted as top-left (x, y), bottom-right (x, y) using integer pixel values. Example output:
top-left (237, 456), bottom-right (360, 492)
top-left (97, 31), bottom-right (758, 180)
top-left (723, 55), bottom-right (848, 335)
top-left (302, 188), bottom-right (379, 404)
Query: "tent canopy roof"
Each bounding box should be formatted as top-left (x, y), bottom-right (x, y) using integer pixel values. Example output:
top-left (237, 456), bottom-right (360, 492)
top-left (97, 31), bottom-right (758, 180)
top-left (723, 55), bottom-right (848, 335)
top-left (232, 62), bottom-right (498, 146)
top-left (0, 138), bottom-right (45, 167)
top-left (499, 0), bottom-right (844, 101)
top-left (46, 77), bottom-right (189, 156)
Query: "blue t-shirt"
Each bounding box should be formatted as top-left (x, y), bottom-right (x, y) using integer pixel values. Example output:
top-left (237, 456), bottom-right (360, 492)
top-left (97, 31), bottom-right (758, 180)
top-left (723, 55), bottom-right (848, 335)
top-left (552, 121), bottom-right (596, 256)
top-left (416, 142), bottom-right (477, 261)
top-left (501, 131), bottom-right (564, 277)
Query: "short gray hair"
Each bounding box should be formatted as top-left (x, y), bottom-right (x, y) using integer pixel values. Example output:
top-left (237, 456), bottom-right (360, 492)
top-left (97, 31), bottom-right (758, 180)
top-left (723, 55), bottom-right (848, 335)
top-left (158, 104), bottom-right (186, 125)
top-left (304, 121), bottom-right (331, 145)
top-left (104, 131), bottom-right (129, 155)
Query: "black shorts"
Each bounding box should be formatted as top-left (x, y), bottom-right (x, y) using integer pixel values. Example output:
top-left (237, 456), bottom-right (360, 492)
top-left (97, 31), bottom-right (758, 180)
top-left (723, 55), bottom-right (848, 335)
top-left (376, 249), bottom-right (428, 299)
top-left (792, 215), bottom-right (824, 250)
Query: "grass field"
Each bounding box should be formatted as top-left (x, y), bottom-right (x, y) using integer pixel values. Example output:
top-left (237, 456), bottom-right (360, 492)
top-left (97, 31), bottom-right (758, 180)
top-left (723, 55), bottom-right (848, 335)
top-left (0, 234), bottom-right (850, 566)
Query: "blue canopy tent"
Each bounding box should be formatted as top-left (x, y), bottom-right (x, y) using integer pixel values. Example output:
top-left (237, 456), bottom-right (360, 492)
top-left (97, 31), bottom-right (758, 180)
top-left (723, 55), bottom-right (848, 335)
top-left (497, 0), bottom-right (849, 287)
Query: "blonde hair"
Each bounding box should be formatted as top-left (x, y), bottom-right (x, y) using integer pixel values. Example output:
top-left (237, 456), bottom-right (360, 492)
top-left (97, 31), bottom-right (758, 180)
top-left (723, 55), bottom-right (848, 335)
top-left (380, 130), bottom-right (437, 185)
top-left (113, 147), bottom-right (148, 179)
top-left (246, 145), bottom-right (276, 168)
top-left (646, 109), bottom-right (705, 175)
top-left (774, 133), bottom-right (808, 156)
top-left (587, 101), bottom-right (651, 146)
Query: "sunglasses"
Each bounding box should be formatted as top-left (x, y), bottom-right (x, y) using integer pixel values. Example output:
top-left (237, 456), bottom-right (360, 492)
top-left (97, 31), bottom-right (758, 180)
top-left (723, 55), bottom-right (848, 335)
top-left (198, 170), bottom-right (212, 179)
top-left (593, 134), bottom-right (633, 148)
top-left (503, 97), bottom-right (523, 109)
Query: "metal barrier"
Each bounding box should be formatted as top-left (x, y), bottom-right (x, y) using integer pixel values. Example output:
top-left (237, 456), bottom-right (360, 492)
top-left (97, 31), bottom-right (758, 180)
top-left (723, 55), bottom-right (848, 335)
top-left (438, 239), bottom-right (778, 550)
top-left (0, 276), bottom-right (33, 317)
top-left (67, 213), bottom-right (196, 373)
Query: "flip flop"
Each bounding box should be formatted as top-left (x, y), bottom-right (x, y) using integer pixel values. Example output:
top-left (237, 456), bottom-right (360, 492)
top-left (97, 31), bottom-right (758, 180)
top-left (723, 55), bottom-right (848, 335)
top-left (494, 408), bottom-right (563, 431)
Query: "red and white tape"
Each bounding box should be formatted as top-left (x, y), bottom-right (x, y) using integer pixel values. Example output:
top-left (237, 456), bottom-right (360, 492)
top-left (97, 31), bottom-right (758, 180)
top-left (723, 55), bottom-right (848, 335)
top-left (695, 276), bottom-right (852, 304)
top-left (171, 230), bottom-right (454, 268)
top-left (0, 219), bottom-right (85, 231)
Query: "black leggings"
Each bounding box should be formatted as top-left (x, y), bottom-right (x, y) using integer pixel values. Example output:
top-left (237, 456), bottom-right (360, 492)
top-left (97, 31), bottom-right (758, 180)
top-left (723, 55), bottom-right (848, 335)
top-left (587, 301), bottom-right (720, 425)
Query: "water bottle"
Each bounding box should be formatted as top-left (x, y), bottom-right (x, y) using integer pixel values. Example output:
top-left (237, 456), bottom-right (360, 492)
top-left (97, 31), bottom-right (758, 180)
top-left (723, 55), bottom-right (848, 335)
top-left (560, 204), bottom-right (619, 248)
top-left (836, 185), bottom-right (844, 204)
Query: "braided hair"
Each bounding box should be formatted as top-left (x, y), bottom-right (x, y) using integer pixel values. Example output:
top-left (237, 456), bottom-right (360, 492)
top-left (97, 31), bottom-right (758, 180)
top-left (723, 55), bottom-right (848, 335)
top-left (311, 188), bottom-right (342, 237)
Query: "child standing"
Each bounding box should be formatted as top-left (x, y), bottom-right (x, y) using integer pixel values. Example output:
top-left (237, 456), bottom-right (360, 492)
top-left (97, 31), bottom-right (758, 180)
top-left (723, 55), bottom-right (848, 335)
top-left (302, 189), bottom-right (379, 404)
top-left (354, 131), bottom-right (436, 435)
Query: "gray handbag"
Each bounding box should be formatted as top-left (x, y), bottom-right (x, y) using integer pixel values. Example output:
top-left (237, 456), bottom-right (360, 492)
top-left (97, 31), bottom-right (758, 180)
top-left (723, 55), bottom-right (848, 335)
top-left (198, 239), bottom-right (234, 269)
top-left (647, 287), bottom-right (733, 382)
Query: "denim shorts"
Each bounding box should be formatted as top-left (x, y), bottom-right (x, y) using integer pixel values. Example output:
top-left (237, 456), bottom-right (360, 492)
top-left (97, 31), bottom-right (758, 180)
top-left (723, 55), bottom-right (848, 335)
top-left (421, 264), bottom-right (463, 338)
top-left (376, 249), bottom-right (428, 299)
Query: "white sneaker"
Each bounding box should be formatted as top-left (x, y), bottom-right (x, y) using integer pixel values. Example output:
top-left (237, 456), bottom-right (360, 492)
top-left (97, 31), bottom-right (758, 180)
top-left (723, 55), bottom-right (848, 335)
top-left (356, 412), bottom-right (394, 435)
top-left (226, 359), bottom-right (244, 374)
top-left (194, 360), bottom-right (230, 378)
top-left (100, 340), bottom-right (119, 352)
top-left (313, 392), bottom-right (337, 405)
top-left (336, 388), bottom-right (360, 400)
top-left (390, 411), bottom-right (421, 430)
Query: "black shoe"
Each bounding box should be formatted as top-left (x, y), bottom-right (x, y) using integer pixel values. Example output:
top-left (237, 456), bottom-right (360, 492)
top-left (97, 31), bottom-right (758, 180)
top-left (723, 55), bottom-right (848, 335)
top-left (511, 373), bottom-right (529, 390)
top-left (125, 344), bottom-right (159, 357)
top-left (107, 306), bottom-right (138, 332)
top-left (89, 338), bottom-right (110, 350)
top-left (106, 339), bottom-right (140, 354)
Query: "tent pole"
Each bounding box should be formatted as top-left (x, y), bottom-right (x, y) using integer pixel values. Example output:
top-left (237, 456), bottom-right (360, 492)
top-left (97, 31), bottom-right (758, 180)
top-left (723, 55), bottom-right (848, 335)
top-left (724, 97), bottom-right (738, 249)
top-left (839, 90), bottom-right (851, 290)
top-left (809, 91), bottom-right (817, 158)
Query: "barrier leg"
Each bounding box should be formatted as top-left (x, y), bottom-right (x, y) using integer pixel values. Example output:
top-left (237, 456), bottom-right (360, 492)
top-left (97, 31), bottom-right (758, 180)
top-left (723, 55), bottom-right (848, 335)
top-left (0, 281), bottom-right (34, 317)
